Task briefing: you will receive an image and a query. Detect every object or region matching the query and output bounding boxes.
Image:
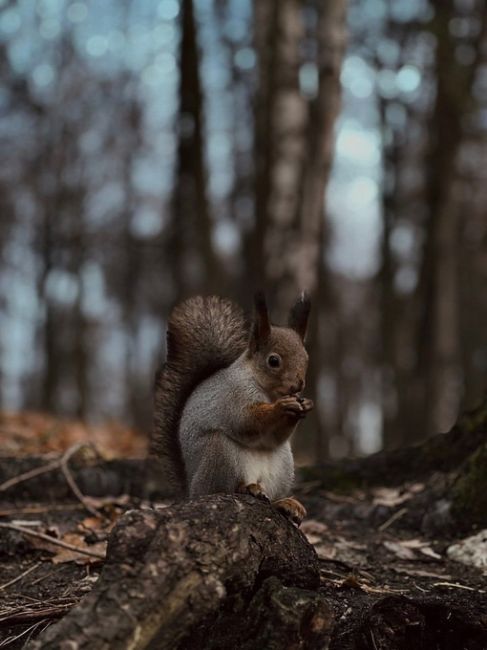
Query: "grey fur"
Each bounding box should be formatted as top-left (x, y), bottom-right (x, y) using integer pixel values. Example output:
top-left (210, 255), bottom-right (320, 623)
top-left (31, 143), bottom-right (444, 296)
top-left (179, 352), bottom-right (295, 499)
top-left (153, 294), bottom-right (310, 500)
top-left (151, 296), bottom-right (247, 492)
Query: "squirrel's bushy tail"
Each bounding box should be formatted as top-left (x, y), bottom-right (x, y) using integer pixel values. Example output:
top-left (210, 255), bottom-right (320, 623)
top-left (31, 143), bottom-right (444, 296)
top-left (151, 296), bottom-right (248, 493)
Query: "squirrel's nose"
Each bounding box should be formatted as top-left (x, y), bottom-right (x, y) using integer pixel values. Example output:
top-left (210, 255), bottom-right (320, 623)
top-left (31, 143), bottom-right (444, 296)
top-left (290, 379), bottom-right (304, 394)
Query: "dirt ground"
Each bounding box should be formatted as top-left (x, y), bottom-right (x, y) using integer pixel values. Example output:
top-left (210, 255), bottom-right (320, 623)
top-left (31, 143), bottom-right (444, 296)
top-left (0, 482), bottom-right (485, 647)
top-left (0, 411), bottom-right (486, 648)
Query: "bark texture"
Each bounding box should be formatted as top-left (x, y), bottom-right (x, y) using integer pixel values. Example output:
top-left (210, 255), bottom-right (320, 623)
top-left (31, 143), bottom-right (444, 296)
top-left (26, 495), bottom-right (332, 650)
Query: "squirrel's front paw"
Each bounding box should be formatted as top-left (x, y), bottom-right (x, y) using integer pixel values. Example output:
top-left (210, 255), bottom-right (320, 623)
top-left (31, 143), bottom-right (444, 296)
top-left (273, 497), bottom-right (307, 526)
top-left (276, 396), bottom-right (312, 419)
top-left (297, 397), bottom-right (314, 413)
top-left (237, 482), bottom-right (269, 502)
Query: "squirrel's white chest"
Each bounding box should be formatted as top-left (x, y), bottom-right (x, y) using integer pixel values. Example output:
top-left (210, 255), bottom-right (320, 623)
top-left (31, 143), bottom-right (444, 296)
top-left (238, 446), bottom-right (292, 500)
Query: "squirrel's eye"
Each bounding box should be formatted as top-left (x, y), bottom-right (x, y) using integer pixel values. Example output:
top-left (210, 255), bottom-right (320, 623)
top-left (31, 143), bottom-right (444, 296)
top-left (267, 354), bottom-right (281, 368)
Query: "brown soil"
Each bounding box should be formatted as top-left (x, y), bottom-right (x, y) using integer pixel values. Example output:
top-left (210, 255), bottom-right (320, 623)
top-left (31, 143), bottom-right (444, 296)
top-left (0, 477), bottom-right (485, 649)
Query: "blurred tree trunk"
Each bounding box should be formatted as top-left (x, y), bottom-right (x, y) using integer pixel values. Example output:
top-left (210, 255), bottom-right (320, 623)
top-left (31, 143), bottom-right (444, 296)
top-left (303, 0), bottom-right (347, 460)
top-left (169, 0), bottom-right (220, 299)
top-left (72, 223), bottom-right (89, 420)
top-left (413, 2), bottom-right (487, 439)
top-left (0, 185), bottom-right (12, 410)
top-left (252, 0), bottom-right (347, 458)
top-left (214, 2), bottom-right (254, 305)
top-left (120, 98), bottom-right (144, 426)
top-left (377, 92), bottom-right (401, 450)
top-left (261, 0), bottom-right (308, 318)
top-left (38, 208), bottom-right (58, 413)
top-left (253, 0), bottom-right (346, 312)
top-left (251, 0), bottom-right (278, 295)
top-left (459, 209), bottom-right (487, 411)
top-left (298, 0), bottom-right (346, 296)
top-left (34, 128), bottom-right (64, 414)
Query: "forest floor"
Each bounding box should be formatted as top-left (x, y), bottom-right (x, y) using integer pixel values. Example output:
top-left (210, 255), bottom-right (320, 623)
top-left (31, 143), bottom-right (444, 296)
top-left (0, 411), bottom-right (486, 649)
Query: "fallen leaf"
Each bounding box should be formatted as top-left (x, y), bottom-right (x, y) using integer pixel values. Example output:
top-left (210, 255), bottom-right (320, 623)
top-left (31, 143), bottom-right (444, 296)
top-left (315, 544), bottom-right (337, 560)
top-left (18, 525), bottom-right (107, 565)
top-left (408, 483), bottom-right (425, 494)
top-left (301, 520), bottom-right (328, 545)
top-left (78, 516), bottom-right (105, 531)
top-left (392, 566), bottom-right (451, 579)
top-left (0, 410), bottom-right (146, 457)
top-left (384, 538), bottom-right (442, 562)
top-left (399, 539), bottom-right (428, 549)
top-left (83, 494), bottom-right (132, 510)
top-left (372, 487), bottom-right (412, 507)
top-left (419, 546), bottom-right (442, 561)
top-left (339, 575), bottom-right (363, 590)
top-left (447, 529), bottom-right (487, 574)
top-left (316, 537), bottom-right (367, 566)
top-left (50, 533), bottom-right (106, 565)
top-left (384, 540), bottom-right (417, 560)
top-left (323, 491), bottom-right (365, 504)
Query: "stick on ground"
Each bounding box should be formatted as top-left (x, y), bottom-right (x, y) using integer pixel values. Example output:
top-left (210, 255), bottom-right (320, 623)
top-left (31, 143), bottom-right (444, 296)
top-left (0, 523), bottom-right (105, 560)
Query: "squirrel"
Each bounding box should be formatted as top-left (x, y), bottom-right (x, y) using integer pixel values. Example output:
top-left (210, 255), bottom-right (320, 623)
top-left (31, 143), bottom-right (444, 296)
top-left (151, 292), bottom-right (313, 524)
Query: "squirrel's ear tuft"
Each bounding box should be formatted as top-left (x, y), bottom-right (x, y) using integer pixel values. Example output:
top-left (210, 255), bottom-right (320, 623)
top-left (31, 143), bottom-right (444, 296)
top-left (250, 291), bottom-right (271, 353)
top-left (288, 292), bottom-right (311, 341)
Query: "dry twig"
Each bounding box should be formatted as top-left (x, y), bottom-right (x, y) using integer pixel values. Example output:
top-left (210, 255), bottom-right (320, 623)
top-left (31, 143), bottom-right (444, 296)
top-left (433, 581), bottom-right (485, 593)
top-left (0, 460), bottom-right (61, 493)
top-left (59, 443), bottom-right (103, 519)
top-left (378, 507), bottom-right (408, 532)
top-left (0, 442), bottom-right (104, 519)
top-left (0, 562), bottom-right (42, 591)
top-left (0, 602), bottom-right (75, 626)
top-left (0, 523), bottom-right (105, 560)
top-left (0, 620), bottom-right (45, 647)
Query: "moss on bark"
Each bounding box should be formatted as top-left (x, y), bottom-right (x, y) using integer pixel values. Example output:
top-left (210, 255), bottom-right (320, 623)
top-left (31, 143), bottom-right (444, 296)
top-left (451, 443), bottom-right (487, 529)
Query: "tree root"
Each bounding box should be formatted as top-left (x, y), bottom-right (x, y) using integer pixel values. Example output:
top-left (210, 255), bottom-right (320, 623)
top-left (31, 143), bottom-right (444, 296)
top-left (26, 494), bottom-right (333, 650)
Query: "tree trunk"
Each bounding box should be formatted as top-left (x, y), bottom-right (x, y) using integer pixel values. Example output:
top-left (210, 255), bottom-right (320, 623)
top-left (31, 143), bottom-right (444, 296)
top-left (299, 0), bottom-right (348, 459)
top-left (251, 0), bottom-right (277, 293)
top-left (262, 0), bottom-right (308, 318)
top-left (252, 0), bottom-right (347, 458)
top-left (169, 0), bottom-right (221, 298)
top-left (38, 197), bottom-right (58, 414)
top-left (254, 0), bottom-right (348, 319)
top-left (297, 0), bottom-right (347, 299)
top-left (413, 1), bottom-right (487, 439)
top-left (377, 84), bottom-right (401, 450)
top-left (73, 229), bottom-right (90, 420)
top-left (119, 97), bottom-right (144, 426)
